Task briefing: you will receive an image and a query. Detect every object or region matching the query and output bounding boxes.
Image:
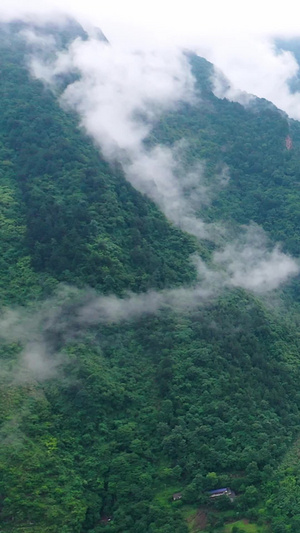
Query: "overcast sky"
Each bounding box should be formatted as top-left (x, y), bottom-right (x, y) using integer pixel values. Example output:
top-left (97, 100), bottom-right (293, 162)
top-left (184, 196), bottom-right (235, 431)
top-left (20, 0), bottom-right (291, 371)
top-left (2, 0), bottom-right (300, 117)
top-left (1, 0), bottom-right (300, 46)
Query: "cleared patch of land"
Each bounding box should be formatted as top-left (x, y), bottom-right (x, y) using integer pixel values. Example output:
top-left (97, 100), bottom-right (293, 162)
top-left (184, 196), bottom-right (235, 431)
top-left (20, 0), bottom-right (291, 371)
top-left (224, 519), bottom-right (267, 532)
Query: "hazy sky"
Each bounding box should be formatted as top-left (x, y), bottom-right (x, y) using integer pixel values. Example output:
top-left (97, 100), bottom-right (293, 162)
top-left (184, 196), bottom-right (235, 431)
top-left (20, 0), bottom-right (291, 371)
top-left (2, 0), bottom-right (300, 117)
top-left (1, 0), bottom-right (300, 46)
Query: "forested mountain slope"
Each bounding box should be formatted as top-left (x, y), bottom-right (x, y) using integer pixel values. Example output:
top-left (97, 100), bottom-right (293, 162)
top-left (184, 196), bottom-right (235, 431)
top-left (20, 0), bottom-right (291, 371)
top-left (153, 54), bottom-right (300, 258)
top-left (0, 22), bottom-right (300, 533)
top-left (0, 24), bottom-right (197, 304)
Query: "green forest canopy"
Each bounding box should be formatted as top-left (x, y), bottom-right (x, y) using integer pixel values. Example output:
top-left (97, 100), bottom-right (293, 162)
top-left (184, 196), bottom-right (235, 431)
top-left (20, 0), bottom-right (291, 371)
top-left (0, 22), bottom-right (300, 533)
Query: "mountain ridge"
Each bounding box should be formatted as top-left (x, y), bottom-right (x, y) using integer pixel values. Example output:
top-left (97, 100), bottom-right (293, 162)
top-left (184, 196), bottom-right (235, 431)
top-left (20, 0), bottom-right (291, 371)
top-left (0, 21), bottom-right (300, 533)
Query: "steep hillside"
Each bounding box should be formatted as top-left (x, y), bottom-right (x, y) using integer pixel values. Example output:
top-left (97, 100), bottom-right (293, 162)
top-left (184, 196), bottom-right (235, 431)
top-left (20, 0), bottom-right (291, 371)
top-left (0, 25), bottom-right (197, 305)
top-left (153, 54), bottom-right (300, 259)
top-left (0, 23), bottom-right (300, 533)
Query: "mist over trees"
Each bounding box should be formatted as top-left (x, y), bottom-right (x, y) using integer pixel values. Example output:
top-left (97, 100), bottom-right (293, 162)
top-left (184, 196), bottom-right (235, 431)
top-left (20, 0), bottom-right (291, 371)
top-left (1, 20), bottom-right (300, 533)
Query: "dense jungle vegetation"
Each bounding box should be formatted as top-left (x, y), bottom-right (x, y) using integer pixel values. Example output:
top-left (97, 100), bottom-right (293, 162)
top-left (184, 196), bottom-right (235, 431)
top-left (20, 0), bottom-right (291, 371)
top-left (1, 22), bottom-right (300, 533)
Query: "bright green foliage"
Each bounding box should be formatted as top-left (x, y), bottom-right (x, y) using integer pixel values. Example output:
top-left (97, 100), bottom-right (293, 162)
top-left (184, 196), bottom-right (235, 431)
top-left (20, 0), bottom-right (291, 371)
top-left (1, 23), bottom-right (300, 533)
top-left (261, 438), bottom-right (300, 532)
top-left (224, 520), bottom-right (266, 532)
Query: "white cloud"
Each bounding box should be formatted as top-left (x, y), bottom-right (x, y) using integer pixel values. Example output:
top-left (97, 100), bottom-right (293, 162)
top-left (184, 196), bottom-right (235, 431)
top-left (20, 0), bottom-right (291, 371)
top-left (200, 35), bottom-right (300, 118)
top-left (2, 0), bottom-right (300, 47)
top-left (0, 230), bottom-right (298, 381)
top-left (31, 36), bottom-right (220, 239)
top-left (30, 36), bottom-right (234, 242)
top-left (3, 0), bottom-right (300, 119)
top-left (125, 145), bottom-right (208, 239)
top-left (46, 38), bottom-right (196, 155)
top-left (19, 28), bottom-right (56, 48)
top-left (0, 308), bottom-right (63, 382)
top-left (214, 226), bottom-right (299, 293)
top-left (28, 30), bottom-right (299, 293)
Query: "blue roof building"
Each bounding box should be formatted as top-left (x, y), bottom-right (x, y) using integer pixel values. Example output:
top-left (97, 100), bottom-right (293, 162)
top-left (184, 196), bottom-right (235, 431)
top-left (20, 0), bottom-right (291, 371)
top-left (208, 488), bottom-right (228, 495)
top-left (208, 487), bottom-right (235, 502)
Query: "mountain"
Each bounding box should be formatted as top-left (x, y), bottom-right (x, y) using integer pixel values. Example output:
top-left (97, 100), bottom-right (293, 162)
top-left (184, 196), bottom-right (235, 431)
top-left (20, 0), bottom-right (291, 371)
top-left (0, 21), bottom-right (300, 533)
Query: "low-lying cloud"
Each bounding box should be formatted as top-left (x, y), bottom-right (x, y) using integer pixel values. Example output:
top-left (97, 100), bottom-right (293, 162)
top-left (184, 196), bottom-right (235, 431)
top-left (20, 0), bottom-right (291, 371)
top-left (27, 29), bottom-right (299, 287)
top-left (1, 230), bottom-right (298, 382)
top-left (79, 234), bottom-right (299, 325)
top-left (29, 34), bottom-right (226, 240)
top-left (124, 143), bottom-right (230, 240)
top-left (214, 226), bottom-right (299, 293)
top-left (0, 279), bottom-right (216, 383)
top-left (36, 37), bottom-right (196, 154)
top-left (197, 34), bottom-right (300, 119)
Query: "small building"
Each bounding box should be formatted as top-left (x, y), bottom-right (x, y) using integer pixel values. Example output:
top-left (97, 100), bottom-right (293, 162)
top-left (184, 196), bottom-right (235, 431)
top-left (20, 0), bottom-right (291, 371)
top-left (208, 488), bottom-right (229, 498)
top-left (208, 487), bottom-right (235, 502)
top-left (172, 492), bottom-right (182, 501)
